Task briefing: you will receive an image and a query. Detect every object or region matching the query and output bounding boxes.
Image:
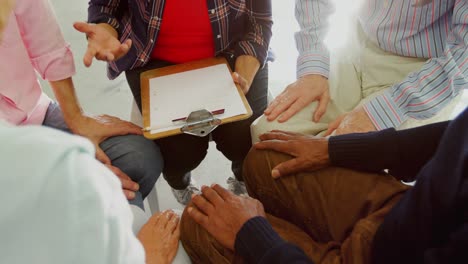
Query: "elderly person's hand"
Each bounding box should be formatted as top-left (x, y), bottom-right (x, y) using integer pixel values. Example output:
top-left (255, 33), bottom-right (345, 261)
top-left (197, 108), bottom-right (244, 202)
top-left (325, 106), bottom-right (377, 136)
top-left (187, 184), bottom-right (266, 251)
top-left (254, 131), bottom-right (330, 178)
top-left (265, 74), bottom-right (330, 123)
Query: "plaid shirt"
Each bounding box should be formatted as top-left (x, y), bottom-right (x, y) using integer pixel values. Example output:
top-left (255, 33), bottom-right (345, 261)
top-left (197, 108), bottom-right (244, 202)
top-left (88, 0), bottom-right (273, 79)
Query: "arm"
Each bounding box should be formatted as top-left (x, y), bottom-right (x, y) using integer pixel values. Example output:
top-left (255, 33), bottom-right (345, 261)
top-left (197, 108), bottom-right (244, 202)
top-left (236, 217), bottom-right (314, 264)
top-left (329, 121), bottom-right (449, 182)
top-left (364, 1), bottom-right (468, 130)
top-left (88, 0), bottom-right (128, 35)
top-left (234, 0), bottom-right (272, 69)
top-left (264, 0), bottom-right (334, 123)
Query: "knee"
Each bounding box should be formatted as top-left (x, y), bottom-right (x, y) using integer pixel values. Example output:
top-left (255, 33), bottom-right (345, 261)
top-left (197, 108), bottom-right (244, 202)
top-left (243, 148), bottom-right (276, 190)
top-left (250, 115), bottom-right (282, 144)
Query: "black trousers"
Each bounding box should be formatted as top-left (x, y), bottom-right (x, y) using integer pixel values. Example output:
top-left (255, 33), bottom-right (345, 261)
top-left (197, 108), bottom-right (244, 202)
top-left (125, 56), bottom-right (268, 189)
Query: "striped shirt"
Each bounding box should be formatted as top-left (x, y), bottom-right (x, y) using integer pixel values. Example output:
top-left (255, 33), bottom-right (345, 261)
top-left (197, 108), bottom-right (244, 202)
top-left (296, 0), bottom-right (467, 129)
top-left (88, 0), bottom-right (272, 80)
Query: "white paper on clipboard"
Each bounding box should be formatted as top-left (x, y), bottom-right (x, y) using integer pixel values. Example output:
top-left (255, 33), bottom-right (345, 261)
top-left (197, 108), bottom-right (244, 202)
top-left (147, 64), bottom-right (248, 134)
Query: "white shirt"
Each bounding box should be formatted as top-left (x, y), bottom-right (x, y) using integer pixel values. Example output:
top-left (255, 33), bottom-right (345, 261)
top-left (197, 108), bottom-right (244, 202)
top-left (0, 122), bottom-right (145, 264)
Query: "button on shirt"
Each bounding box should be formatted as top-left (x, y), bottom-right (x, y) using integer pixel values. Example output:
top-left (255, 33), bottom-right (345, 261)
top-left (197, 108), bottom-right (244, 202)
top-left (296, 0), bottom-right (467, 129)
top-left (0, 0), bottom-right (75, 125)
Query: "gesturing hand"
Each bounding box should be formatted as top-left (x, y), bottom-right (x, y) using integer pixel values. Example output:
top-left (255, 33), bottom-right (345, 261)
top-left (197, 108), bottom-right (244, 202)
top-left (73, 22), bottom-right (132, 67)
top-left (264, 74), bottom-right (330, 123)
top-left (187, 184), bottom-right (266, 251)
top-left (254, 130), bottom-right (330, 178)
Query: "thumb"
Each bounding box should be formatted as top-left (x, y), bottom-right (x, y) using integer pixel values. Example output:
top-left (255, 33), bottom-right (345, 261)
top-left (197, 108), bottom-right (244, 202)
top-left (313, 93), bottom-right (330, 123)
top-left (73, 21), bottom-right (93, 34)
top-left (95, 145), bottom-right (111, 165)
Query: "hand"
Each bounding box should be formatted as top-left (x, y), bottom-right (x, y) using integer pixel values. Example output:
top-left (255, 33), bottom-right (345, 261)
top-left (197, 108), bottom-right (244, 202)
top-left (325, 107), bottom-right (376, 136)
top-left (254, 130), bottom-right (330, 178)
top-left (138, 210), bottom-right (180, 264)
top-left (73, 22), bottom-right (132, 67)
top-left (105, 164), bottom-right (139, 200)
top-left (232, 72), bottom-right (250, 94)
top-left (187, 184), bottom-right (266, 251)
top-left (264, 75), bottom-right (330, 123)
top-left (69, 114), bottom-right (143, 164)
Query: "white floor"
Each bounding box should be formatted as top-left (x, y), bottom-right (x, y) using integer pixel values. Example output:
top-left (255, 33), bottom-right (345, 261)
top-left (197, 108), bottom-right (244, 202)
top-left (43, 1), bottom-right (467, 263)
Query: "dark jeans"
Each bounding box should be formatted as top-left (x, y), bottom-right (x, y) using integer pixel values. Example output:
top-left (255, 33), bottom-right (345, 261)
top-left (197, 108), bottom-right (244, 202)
top-left (42, 102), bottom-right (163, 209)
top-left (125, 57), bottom-right (268, 189)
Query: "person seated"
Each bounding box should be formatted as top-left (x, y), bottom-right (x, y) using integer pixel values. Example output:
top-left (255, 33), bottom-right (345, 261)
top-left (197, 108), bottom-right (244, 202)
top-left (74, 0), bottom-right (273, 204)
top-left (252, 0), bottom-right (466, 140)
top-left (180, 107), bottom-right (468, 263)
top-left (0, 121), bottom-right (179, 264)
top-left (0, 0), bottom-right (163, 209)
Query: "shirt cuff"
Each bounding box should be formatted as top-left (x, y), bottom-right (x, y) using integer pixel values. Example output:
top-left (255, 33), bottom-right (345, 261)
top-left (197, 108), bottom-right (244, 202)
top-left (297, 50), bottom-right (330, 79)
top-left (31, 44), bottom-right (76, 81)
top-left (235, 216), bottom-right (286, 263)
top-left (363, 89), bottom-right (408, 130)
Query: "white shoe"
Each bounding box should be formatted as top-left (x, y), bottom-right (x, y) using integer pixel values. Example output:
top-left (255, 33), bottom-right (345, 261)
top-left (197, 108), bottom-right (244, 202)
top-left (227, 177), bottom-right (248, 196)
top-left (171, 179), bottom-right (200, 205)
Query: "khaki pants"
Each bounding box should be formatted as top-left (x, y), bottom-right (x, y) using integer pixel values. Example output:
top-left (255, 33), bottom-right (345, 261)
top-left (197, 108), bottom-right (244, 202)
top-left (251, 23), bottom-right (461, 143)
top-left (180, 149), bottom-right (410, 263)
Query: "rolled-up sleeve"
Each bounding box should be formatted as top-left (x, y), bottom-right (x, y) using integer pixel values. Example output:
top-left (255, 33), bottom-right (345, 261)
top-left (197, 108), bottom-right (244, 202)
top-left (234, 0), bottom-right (273, 66)
top-left (14, 0), bottom-right (75, 81)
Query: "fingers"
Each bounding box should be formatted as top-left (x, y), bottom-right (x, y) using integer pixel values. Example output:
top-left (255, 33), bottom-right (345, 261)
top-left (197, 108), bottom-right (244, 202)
top-left (325, 114), bottom-right (346, 136)
top-left (264, 94), bottom-right (296, 122)
top-left (192, 192), bottom-right (215, 215)
top-left (232, 72), bottom-right (249, 94)
top-left (277, 99), bottom-right (309, 123)
top-left (271, 158), bottom-right (304, 179)
top-left (83, 46), bottom-right (97, 67)
top-left (258, 131), bottom-right (295, 142)
top-left (313, 91), bottom-right (330, 122)
top-left (114, 39), bottom-right (132, 59)
top-left (157, 210), bottom-right (177, 230)
top-left (187, 206), bottom-right (209, 226)
top-left (254, 140), bottom-right (295, 156)
top-left (96, 146), bottom-right (111, 165)
top-left (123, 189), bottom-right (136, 200)
top-left (201, 185), bottom-right (224, 206)
top-left (106, 165), bottom-right (140, 192)
top-left (73, 21), bottom-right (93, 34)
top-left (211, 184), bottom-right (233, 201)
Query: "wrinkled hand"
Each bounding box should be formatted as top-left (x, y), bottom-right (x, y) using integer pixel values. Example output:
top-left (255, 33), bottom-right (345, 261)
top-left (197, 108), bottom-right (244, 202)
top-left (265, 75), bottom-right (330, 123)
top-left (254, 130), bottom-right (330, 178)
top-left (69, 115), bottom-right (142, 164)
top-left (232, 72), bottom-right (250, 94)
top-left (73, 22), bottom-right (132, 67)
top-left (138, 210), bottom-right (180, 264)
top-left (105, 164), bottom-right (139, 200)
top-left (325, 107), bottom-right (376, 136)
top-left (187, 184), bottom-right (266, 251)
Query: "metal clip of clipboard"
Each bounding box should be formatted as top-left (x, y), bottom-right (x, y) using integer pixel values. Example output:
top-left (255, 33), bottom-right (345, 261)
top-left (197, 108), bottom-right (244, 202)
top-left (179, 109), bottom-right (222, 137)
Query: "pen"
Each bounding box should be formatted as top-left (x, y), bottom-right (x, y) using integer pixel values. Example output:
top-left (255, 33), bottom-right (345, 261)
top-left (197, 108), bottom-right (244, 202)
top-left (171, 108), bottom-right (225, 122)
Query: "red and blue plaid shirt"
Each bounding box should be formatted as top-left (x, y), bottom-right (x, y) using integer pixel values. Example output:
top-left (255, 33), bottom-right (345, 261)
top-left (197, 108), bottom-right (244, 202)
top-left (88, 0), bottom-right (273, 79)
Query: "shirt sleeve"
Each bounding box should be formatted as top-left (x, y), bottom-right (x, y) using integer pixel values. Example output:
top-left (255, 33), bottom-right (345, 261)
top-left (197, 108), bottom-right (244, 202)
top-left (364, 0), bottom-right (468, 130)
top-left (235, 217), bottom-right (314, 264)
top-left (14, 0), bottom-right (75, 81)
top-left (234, 0), bottom-right (273, 66)
top-left (295, 0), bottom-right (335, 79)
top-left (88, 0), bottom-right (127, 34)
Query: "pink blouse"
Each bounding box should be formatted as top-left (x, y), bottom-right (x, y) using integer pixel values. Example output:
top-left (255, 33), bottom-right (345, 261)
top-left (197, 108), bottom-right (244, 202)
top-left (0, 0), bottom-right (75, 125)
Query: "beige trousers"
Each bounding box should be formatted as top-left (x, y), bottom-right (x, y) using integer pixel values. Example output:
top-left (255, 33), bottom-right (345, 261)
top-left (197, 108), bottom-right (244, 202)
top-left (251, 23), bottom-right (461, 143)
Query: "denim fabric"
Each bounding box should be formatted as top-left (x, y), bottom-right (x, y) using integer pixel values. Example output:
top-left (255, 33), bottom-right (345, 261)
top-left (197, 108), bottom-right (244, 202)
top-left (42, 102), bottom-right (163, 209)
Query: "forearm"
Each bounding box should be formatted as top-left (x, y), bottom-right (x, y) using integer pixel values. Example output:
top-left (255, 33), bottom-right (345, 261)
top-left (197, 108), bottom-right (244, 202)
top-left (235, 55), bottom-right (260, 90)
top-left (49, 78), bottom-right (84, 130)
top-left (329, 121), bottom-right (449, 181)
top-left (235, 217), bottom-right (313, 264)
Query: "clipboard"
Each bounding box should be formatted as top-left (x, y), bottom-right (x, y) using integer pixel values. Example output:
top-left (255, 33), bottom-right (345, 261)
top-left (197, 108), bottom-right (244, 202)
top-left (140, 57), bottom-right (253, 139)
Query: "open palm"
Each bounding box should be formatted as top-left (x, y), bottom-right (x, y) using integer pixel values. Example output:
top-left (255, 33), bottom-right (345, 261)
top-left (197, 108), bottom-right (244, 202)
top-left (73, 22), bottom-right (132, 67)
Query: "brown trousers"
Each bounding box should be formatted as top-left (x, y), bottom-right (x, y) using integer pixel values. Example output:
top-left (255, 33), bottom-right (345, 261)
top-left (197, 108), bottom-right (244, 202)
top-left (180, 149), bottom-right (410, 263)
